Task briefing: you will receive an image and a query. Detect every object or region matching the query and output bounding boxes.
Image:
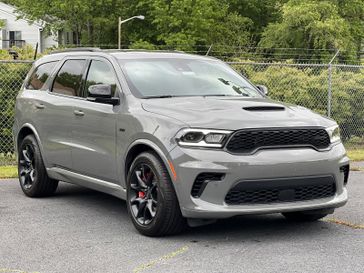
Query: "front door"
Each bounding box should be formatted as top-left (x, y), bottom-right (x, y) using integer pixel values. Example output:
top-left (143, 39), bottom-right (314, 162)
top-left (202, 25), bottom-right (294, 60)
top-left (70, 58), bottom-right (119, 182)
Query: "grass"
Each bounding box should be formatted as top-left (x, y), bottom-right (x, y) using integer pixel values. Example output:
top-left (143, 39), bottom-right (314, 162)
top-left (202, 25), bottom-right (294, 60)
top-left (0, 148), bottom-right (364, 179)
top-left (347, 149), bottom-right (364, 162)
top-left (0, 165), bottom-right (17, 179)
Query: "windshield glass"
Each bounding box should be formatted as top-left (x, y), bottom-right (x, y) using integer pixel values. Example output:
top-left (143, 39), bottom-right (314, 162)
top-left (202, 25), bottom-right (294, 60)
top-left (118, 58), bottom-right (263, 98)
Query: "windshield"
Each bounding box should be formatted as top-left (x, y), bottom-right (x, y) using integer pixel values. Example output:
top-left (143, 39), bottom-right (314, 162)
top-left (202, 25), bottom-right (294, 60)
top-left (118, 58), bottom-right (263, 98)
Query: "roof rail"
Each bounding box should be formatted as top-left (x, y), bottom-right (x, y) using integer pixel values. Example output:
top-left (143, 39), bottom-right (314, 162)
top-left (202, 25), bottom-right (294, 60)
top-left (103, 49), bottom-right (185, 54)
top-left (49, 47), bottom-right (101, 54)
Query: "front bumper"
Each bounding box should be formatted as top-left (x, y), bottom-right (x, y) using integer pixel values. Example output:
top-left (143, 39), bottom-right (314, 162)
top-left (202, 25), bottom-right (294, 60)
top-left (169, 143), bottom-right (349, 219)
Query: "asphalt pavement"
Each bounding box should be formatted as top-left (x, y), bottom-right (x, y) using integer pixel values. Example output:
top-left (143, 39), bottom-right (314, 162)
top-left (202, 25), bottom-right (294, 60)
top-left (0, 172), bottom-right (363, 273)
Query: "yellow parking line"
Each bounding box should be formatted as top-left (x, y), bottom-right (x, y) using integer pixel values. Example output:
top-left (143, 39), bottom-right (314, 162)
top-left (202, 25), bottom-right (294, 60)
top-left (325, 218), bottom-right (364, 229)
top-left (133, 245), bottom-right (189, 273)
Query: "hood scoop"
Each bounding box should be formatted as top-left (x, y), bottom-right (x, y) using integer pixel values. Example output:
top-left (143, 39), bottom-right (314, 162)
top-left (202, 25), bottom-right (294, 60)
top-left (243, 106), bottom-right (286, 111)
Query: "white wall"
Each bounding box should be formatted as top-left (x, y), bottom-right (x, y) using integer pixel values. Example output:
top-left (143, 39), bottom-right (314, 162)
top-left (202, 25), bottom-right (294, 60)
top-left (0, 10), bottom-right (40, 48)
top-left (0, 2), bottom-right (58, 51)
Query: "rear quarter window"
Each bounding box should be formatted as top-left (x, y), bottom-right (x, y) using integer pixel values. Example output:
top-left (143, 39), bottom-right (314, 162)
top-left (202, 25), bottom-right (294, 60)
top-left (26, 61), bottom-right (58, 90)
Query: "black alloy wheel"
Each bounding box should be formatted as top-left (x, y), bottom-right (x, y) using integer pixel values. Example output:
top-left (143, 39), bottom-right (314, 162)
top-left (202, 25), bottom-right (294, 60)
top-left (19, 143), bottom-right (36, 190)
top-left (18, 135), bottom-right (58, 197)
top-left (129, 163), bottom-right (158, 225)
top-left (126, 152), bottom-right (186, 236)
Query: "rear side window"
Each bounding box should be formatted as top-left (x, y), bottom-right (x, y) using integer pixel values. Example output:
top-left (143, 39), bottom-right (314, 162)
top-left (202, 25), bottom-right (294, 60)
top-left (52, 59), bottom-right (86, 97)
top-left (26, 61), bottom-right (58, 90)
top-left (85, 60), bottom-right (119, 97)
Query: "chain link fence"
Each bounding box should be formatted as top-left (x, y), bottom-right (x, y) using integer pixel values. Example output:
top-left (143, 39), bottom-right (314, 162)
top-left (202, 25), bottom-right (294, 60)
top-left (1, 59), bottom-right (364, 166)
top-left (0, 60), bottom-right (33, 166)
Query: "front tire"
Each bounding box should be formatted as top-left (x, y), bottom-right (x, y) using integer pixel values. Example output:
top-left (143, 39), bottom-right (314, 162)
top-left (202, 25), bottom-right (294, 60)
top-left (126, 152), bottom-right (186, 236)
top-left (18, 135), bottom-right (58, 197)
top-left (282, 209), bottom-right (333, 222)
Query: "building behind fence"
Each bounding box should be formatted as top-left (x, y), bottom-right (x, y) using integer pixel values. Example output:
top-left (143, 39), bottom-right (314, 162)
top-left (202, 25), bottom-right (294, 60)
top-left (1, 58), bottom-right (364, 166)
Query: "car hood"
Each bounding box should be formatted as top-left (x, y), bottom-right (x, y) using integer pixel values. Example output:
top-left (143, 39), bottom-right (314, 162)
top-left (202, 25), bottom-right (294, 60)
top-left (141, 97), bottom-right (335, 130)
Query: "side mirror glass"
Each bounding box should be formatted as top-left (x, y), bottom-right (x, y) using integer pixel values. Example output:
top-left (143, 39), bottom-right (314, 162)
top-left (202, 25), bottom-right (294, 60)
top-left (256, 85), bottom-right (269, 96)
top-left (87, 84), bottom-right (119, 105)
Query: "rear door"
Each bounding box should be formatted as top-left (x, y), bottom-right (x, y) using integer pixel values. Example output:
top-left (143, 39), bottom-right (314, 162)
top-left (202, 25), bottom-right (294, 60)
top-left (41, 58), bottom-right (88, 169)
top-left (70, 57), bottom-right (119, 182)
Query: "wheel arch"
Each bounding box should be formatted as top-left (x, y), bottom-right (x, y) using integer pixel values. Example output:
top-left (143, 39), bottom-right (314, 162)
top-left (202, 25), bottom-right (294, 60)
top-left (124, 139), bottom-right (177, 185)
top-left (16, 124), bottom-right (47, 165)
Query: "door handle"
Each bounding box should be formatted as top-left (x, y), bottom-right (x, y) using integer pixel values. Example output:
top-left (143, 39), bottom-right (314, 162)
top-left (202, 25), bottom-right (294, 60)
top-left (35, 103), bottom-right (45, 109)
top-left (74, 110), bottom-right (85, 116)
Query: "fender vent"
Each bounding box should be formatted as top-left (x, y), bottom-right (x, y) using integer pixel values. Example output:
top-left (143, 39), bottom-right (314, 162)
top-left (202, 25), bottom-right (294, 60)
top-left (243, 106), bottom-right (285, 111)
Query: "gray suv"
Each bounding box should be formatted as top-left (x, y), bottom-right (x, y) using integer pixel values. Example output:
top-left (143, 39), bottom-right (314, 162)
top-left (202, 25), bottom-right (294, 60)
top-left (13, 49), bottom-right (349, 236)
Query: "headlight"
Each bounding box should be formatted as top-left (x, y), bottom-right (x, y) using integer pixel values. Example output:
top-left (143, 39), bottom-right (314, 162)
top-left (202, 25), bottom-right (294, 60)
top-left (176, 128), bottom-right (232, 148)
top-left (326, 125), bottom-right (341, 143)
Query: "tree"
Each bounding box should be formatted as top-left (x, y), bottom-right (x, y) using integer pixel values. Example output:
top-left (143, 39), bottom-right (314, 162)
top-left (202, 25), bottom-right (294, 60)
top-left (127, 0), bottom-right (254, 51)
top-left (227, 0), bottom-right (287, 44)
top-left (336, 0), bottom-right (364, 54)
top-left (259, 0), bottom-right (357, 62)
top-left (9, 0), bottom-right (125, 46)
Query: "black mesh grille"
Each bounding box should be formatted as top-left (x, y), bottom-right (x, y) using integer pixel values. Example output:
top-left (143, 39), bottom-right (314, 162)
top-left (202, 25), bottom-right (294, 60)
top-left (191, 173), bottom-right (224, 198)
top-left (226, 128), bottom-right (330, 154)
top-left (225, 176), bottom-right (336, 205)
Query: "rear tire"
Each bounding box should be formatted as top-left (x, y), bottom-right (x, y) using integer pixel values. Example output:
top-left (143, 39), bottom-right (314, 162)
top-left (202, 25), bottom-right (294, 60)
top-left (18, 135), bottom-right (58, 197)
top-left (126, 151), bottom-right (186, 236)
top-left (282, 209), bottom-right (333, 222)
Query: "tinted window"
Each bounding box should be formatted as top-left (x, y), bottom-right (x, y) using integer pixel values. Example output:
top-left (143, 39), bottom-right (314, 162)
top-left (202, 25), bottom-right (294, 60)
top-left (119, 58), bottom-right (262, 98)
top-left (52, 60), bottom-right (86, 97)
top-left (85, 60), bottom-right (118, 97)
top-left (27, 61), bottom-right (57, 90)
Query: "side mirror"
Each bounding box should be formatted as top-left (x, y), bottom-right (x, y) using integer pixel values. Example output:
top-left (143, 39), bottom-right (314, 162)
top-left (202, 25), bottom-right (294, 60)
top-left (88, 84), bottom-right (112, 97)
top-left (256, 85), bottom-right (269, 96)
top-left (87, 84), bottom-right (119, 105)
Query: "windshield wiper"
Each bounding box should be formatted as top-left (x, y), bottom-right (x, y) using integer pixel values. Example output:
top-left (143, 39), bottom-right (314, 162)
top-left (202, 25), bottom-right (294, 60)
top-left (218, 78), bottom-right (255, 97)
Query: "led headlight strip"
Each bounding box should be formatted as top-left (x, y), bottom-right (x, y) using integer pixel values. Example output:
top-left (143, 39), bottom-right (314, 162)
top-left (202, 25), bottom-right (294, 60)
top-left (176, 128), bottom-right (233, 148)
top-left (326, 125), bottom-right (341, 144)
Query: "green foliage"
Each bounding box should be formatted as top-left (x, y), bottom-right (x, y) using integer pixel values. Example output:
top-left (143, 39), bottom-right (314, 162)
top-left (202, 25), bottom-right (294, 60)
top-left (10, 0), bottom-right (124, 45)
top-left (0, 45), bottom-right (40, 60)
top-left (136, 0), bottom-right (254, 51)
top-left (129, 40), bottom-right (157, 50)
top-left (259, 0), bottom-right (357, 62)
top-left (5, 0), bottom-right (364, 61)
top-left (336, 0), bottom-right (364, 53)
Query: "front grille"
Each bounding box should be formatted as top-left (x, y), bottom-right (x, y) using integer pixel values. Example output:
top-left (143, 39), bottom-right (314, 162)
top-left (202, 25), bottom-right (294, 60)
top-left (191, 173), bottom-right (224, 198)
top-left (225, 176), bottom-right (336, 205)
top-left (226, 128), bottom-right (330, 154)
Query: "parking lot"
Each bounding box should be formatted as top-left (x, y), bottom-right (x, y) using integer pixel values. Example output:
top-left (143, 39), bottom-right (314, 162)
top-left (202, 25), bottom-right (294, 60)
top-left (0, 171), bottom-right (363, 273)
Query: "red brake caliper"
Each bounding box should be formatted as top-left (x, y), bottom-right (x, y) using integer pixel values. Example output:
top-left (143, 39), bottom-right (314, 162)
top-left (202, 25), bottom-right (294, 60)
top-left (138, 191), bottom-right (145, 198)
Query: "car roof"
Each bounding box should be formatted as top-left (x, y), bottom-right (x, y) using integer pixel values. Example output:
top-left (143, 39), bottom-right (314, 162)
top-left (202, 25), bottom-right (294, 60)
top-left (38, 48), bottom-right (219, 64)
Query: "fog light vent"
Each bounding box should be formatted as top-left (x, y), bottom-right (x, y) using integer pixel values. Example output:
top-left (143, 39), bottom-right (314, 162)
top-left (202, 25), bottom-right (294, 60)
top-left (191, 173), bottom-right (224, 198)
top-left (340, 165), bottom-right (350, 185)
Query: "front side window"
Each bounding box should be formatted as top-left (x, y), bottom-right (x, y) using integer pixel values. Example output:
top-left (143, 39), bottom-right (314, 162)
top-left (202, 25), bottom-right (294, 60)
top-left (27, 61), bottom-right (58, 90)
top-left (52, 59), bottom-right (86, 97)
top-left (118, 58), bottom-right (263, 98)
top-left (85, 60), bottom-right (119, 97)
